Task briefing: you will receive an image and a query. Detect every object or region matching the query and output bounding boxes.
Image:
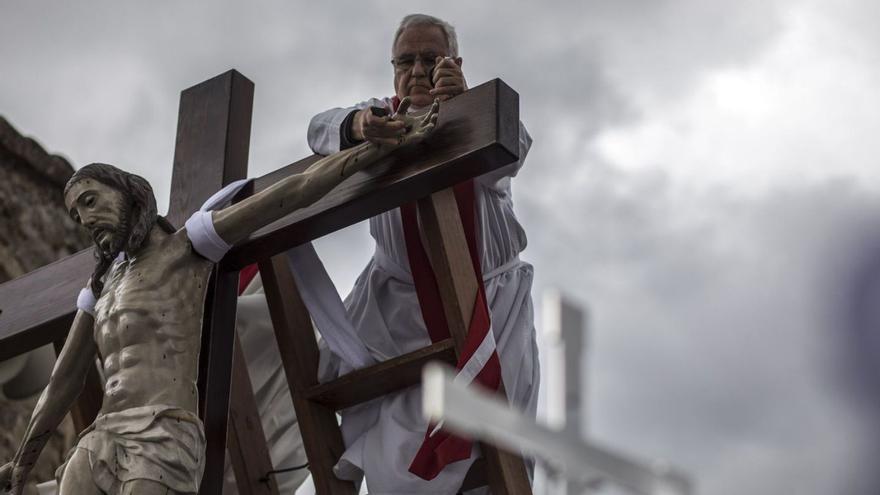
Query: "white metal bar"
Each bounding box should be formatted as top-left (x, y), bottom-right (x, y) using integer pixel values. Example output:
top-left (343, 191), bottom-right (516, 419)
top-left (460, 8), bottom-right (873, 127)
top-left (423, 363), bottom-right (692, 495)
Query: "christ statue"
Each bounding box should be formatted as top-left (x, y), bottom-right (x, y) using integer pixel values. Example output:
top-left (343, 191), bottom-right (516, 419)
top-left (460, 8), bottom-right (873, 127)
top-left (0, 99), bottom-right (437, 495)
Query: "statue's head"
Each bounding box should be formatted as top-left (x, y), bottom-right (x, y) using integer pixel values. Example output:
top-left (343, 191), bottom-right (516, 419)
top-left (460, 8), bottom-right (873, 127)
top-left (64, 163), bottom-right (166, 296)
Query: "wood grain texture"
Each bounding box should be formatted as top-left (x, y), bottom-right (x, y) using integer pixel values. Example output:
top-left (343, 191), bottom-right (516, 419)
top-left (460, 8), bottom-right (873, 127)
top-left (167, 70), bottom-right (254, 227)
top-left (0, 250), bottom-right (92, 361)
top-left (259, 255), bottom-right (357, 495)
top-left (226, 334), bottom-right (280, 495)
top-left (305, 339), bottom-right (457, 411)
top-left (418, 190), bottom-right (533, 494)
top-left (417, 189), bottom-right (478, 349)
top-left (224, 79), bottom-right (520, 269)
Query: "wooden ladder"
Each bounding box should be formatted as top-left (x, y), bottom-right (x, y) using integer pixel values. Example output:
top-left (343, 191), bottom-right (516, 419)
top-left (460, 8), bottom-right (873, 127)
top-left (258, 186), bottom-right (533, 494)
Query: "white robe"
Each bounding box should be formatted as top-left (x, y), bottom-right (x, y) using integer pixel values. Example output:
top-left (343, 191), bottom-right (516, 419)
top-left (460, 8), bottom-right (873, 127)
top-left (307, 98), bottom-right (540, 495)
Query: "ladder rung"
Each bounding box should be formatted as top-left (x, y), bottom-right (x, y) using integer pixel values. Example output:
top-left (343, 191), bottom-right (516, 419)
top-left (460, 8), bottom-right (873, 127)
top-left (304, 339), bottom-right (457, 411)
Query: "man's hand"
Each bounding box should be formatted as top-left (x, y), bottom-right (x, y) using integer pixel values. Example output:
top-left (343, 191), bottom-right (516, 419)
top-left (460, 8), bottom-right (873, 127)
top-left (352, 106), bottom-right (407, 146)
top-left (392, 97), bottom-right (439, 147)
top-left (430, 56), bottom-right (467, 102)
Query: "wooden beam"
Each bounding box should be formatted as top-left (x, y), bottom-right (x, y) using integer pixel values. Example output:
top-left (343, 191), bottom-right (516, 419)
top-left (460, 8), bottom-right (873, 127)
top-left (460, 457), bottom-right (488, 492)
top-left (416, 188), bottom-right (478, 349)
top-left (227, 334), bottom-right (280, 495)
top-left (305, 339), bottom-right (457, 411)
top-left (167, 70), bottom-right (255, 226)
top-left (259, 254), bottom-right (357, 495)
top-left (224, 78), bottom-right (520, 269)
top-left (0, 250), bottom-right (91, 361)
top-left (418, 189), bottom-right (533, 494)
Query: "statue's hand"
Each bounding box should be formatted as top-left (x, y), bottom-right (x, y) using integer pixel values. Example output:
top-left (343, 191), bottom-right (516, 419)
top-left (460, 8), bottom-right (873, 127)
top-left (0, 462), bottom-right (15, 495)
top-left (392, 97), bottom-right (439, 148)
top-left (0, 462), bottom-right (25, 495)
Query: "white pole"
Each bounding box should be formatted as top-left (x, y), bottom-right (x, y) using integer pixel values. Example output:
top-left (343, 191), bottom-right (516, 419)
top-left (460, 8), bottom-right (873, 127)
top-left (543, 290), bottom-right (589, 494)
top-left (422, 363), bottom-right (692, 495)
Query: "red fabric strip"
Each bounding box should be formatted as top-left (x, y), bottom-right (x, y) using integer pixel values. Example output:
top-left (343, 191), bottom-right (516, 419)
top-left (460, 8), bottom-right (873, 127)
top-left (403, 181), bottom-right (503, 480)
top-left (238, 263), bottom-right (260, 295)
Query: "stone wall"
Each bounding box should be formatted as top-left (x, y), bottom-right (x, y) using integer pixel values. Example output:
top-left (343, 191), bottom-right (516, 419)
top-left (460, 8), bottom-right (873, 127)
top-left (0, 116), bottom-right (89, 483)
top-left (0, 116), bottom-right (90, 279)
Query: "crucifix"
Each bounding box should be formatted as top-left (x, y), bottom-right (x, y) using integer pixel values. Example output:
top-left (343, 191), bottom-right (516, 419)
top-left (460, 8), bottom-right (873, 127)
top-left (0, 70), bottom-right (534, 494)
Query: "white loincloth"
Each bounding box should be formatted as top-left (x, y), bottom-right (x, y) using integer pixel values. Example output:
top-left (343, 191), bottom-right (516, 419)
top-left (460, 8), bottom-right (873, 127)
top-left (56, 405), bottom-right (206, 494)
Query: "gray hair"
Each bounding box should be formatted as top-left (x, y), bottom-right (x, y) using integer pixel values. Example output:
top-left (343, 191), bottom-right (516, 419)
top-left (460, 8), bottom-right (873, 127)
top-left (393, 14), bottom-right (459, 58)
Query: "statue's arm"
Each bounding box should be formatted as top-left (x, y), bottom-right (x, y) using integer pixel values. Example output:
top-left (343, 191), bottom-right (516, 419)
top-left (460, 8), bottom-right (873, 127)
top-left (212, 99), bottom-right (438, 246)
top-left (211, 139), bottom-right (388, 245)
top-left (3, 310), bottom-right (98, 491)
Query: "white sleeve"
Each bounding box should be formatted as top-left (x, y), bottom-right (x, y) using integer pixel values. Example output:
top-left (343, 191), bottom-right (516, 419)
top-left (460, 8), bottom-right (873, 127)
top-left (306, 97), bottom-right (391, 155)
top-left (475, 121), bottom-right (533, 192)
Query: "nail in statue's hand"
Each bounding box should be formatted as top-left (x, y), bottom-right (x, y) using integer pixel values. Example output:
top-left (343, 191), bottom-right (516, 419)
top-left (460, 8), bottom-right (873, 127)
top-left (392, 97), bottom-right (439, 148)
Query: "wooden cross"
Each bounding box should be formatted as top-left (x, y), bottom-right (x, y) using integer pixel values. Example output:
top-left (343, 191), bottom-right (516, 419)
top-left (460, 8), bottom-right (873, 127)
top-left (0, 70), bottom-right (534, 494)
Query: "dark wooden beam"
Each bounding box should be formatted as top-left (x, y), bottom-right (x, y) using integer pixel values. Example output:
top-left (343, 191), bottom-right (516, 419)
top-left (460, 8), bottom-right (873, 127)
top-left (226, 334), bottom-right (280, 495)
top-left (259, 254), bottom-right (357, 494)
top-left (0, 250), bottom-right (91, 361)
top-left (167, 70), bottom-right (254, 226)
top-left (224, 78), bottom-right (520, 269)
top-left (167, 70), bottom-right (255, 495)
top-left (305, 339), bottom-right (457, 411)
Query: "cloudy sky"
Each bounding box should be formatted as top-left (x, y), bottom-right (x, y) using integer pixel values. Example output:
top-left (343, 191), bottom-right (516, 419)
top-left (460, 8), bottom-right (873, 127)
top-left (2, 1), bottom-right (880, 493)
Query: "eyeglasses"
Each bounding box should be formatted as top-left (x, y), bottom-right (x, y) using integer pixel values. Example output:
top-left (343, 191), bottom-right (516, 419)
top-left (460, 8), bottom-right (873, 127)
top-left (391, 53), bottom-right (441, 73)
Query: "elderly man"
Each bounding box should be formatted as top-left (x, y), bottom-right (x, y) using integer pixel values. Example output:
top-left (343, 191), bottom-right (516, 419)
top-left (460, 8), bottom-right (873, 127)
top-left (307, 13), bottom-right (539, 494)
top-left (0, 102), bottom-right (436, 495)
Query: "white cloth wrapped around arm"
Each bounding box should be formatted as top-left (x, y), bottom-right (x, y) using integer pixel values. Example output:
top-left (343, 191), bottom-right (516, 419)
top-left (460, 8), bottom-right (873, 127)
top-left (76, 287), bottom-right (97, 316)
top-left (184, 178), bottom-right (252, 262)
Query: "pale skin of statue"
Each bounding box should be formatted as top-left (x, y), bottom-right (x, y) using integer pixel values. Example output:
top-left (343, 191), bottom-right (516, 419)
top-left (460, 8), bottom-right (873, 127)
top-left (0, 98), bottom-right (438, 495)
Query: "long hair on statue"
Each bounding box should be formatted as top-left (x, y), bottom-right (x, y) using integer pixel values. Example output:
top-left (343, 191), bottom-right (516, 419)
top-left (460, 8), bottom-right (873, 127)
top-left (64, 163), bottom-right (175, 298)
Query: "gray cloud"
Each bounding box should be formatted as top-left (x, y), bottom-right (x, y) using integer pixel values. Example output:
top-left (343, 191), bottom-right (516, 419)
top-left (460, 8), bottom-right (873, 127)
top-left (521, 163), bottom-right (880, 493)
top-left (2, 1), bottom-right (878, 493)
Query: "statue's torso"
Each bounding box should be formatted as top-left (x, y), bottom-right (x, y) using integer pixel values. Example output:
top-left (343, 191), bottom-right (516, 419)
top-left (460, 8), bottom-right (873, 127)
top-left (93, 230), bottom-right (212, 416)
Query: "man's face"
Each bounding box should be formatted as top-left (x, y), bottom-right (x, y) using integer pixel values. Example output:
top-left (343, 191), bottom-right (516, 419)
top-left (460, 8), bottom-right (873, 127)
top-left (392, 25), bottom-right (449, 109)
top-left (65, 179), bottom-right (127, 254)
